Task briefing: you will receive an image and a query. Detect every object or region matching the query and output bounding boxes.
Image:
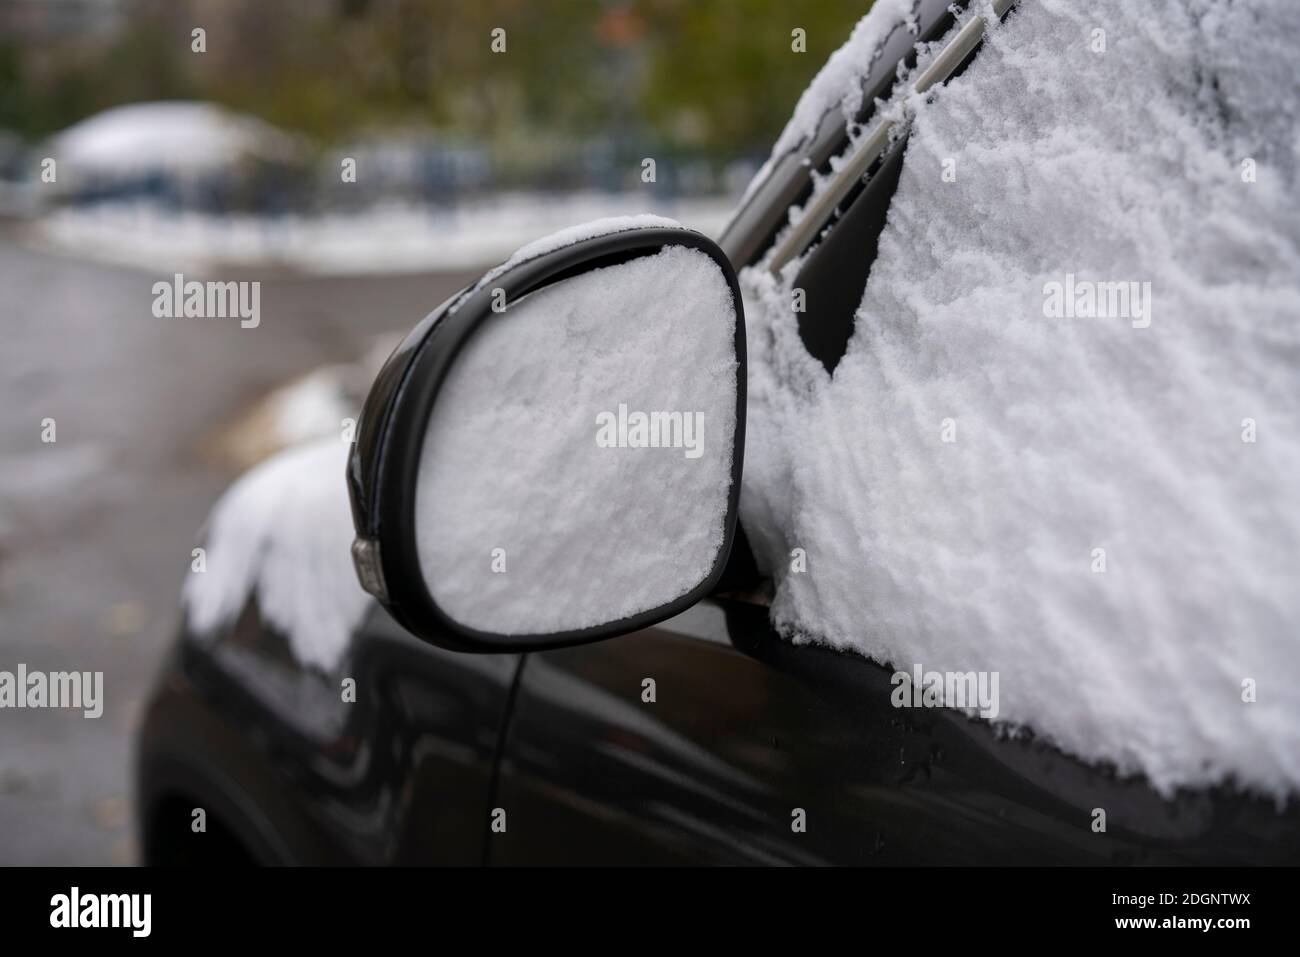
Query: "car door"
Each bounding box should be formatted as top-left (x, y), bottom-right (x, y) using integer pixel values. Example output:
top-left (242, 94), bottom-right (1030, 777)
top-left (490, 594), bottom-right (1300, 865)
top-left (491, 596), bottom-right (1000, 865)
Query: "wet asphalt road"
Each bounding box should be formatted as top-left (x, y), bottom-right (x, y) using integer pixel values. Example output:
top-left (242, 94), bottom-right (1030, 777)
top-left (0, 233), bottom-right (478, 864)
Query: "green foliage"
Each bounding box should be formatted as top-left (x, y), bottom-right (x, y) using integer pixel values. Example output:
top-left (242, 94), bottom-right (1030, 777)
top-left (1, 0), bottom-right (869, 160)
top-left (635, 0), bottom-right (872, 153)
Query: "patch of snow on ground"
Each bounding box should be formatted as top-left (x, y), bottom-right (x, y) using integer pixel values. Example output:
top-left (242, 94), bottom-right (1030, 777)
top-left (739, 0), bottom-right (1300, 797)
top-left (31, 194), bottom-right (733, 276)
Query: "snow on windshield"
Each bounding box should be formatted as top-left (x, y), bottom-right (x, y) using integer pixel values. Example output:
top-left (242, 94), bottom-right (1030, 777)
top-left (739, 0), bottom-right (1300, 797)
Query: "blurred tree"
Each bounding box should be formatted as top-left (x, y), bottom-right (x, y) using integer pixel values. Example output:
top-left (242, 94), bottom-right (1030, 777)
top-left (635, 0), bottom-right (871, 154)
top-left (0, 0), bottom-right (870, 164)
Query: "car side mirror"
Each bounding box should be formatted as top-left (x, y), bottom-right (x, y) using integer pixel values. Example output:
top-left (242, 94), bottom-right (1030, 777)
top-left (347, 221), bottom-right (746, 652)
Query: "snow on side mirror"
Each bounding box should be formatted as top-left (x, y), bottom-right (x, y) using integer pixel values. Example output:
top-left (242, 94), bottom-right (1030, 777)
top-left (347, 220), bottom-right (746, 652)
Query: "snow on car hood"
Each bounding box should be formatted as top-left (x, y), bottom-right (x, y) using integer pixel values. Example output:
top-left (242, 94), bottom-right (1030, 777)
top-left (740, 0), bottom-right (1300, 797)
top-left (184, 438), bottom-right (367, 673)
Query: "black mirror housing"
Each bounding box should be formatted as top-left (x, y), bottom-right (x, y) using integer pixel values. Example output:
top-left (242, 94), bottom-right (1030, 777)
top-left (348, 224), bottom-right (746, 652)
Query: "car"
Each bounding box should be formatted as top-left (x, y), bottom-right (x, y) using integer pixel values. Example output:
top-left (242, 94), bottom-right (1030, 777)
top-left (136, 0), bottom-right (1300, 865)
